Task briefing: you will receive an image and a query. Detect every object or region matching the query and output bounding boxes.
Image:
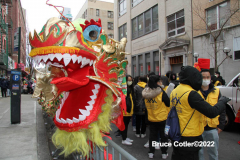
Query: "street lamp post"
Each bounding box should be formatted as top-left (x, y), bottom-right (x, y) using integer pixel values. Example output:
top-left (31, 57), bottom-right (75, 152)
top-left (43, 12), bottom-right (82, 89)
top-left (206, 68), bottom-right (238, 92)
top-left (223, 47), bottom-right (231, 57)
top-left (194, 52), bottom-right (199, 62)
top-left (217, 47), bottom-right (232, 69)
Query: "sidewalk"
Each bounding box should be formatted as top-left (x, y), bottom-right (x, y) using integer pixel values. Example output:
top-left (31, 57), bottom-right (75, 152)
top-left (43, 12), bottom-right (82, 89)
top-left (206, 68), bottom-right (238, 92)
top-left (0, 95), bottom-right (39, 160)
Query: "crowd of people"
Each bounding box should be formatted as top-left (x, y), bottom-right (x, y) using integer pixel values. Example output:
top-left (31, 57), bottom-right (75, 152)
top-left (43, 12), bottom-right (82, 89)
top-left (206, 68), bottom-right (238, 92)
top-left (114, 67), bottom-right (229, 160)
top-left (0, 75), bottom-right (36, 97)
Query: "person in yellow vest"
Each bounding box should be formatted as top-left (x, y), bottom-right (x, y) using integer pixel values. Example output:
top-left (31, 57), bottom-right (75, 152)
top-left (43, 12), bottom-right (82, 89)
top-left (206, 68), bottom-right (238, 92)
top-left (198, 69), bottom-right (225, 160)
top-left (169, 66), bottom-right (230, 160)
top-left (142, 75), bottom-right (170, 159)
top-left (120, 75), bottom-right (135, 145)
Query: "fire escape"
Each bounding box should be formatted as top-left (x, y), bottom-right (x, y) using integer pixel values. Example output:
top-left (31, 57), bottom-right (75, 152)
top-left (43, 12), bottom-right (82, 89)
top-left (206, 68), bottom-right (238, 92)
top-left (0, 0), bottom-right (12, 71)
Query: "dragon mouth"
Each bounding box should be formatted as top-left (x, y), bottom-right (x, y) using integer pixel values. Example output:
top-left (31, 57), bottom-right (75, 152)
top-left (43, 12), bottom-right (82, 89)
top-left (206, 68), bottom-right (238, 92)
top-left (33, 53), bottom-right (95, 69)
top-left (56, 84), bottom-right (100, 124)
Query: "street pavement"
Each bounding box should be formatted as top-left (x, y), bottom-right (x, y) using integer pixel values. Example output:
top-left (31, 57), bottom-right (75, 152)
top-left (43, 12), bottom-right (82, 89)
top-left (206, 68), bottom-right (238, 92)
top-left (109, 121), bottom-right (240, 160)
top-left (0, 94), bottom-right (50, 160)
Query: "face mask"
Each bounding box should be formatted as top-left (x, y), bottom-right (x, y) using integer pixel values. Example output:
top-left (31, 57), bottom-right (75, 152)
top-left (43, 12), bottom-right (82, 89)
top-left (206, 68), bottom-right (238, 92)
top-left (202, 79), bottom-right (211, 87)
top-left (160, 85), bottom-right (165, 88)
top-left (147, 77), bottom-right (149, 81)
top-left (215, 74), bottom-right (218, 77)
top-left (127, 81), bottom-right (132, 86)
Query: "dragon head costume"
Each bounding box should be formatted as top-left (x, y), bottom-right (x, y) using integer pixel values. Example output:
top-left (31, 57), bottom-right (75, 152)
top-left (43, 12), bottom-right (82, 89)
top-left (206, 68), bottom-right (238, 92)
top-left (29, 17), bottom-right (128, 157)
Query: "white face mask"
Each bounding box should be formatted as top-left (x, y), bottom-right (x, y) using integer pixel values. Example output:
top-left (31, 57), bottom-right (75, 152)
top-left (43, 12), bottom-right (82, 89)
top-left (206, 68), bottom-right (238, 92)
top-left (202, 79), bottom-right (211, 87)
top-left (127, 81), bottom-right (132, 86)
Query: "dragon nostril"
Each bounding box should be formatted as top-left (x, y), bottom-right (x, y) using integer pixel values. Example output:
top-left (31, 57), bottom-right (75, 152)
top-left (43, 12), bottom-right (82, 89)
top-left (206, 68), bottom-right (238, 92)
top-left (89, 30), bottom-right (98, 40)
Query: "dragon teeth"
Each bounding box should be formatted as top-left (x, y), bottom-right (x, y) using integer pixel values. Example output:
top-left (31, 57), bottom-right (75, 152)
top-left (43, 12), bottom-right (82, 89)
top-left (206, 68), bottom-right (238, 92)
top-left (34, 54), bottom-right (94, 68)
top-left (85, 105), bottom-right (93, 111)
top-left (55, 53), bottom-right (63, 61)
top-left (79, 115), bottom-right (86, 121)
top-left (78, 56), bottom-right (82, 64)
top-left (90, 60), bottom-right (94, 66)
top-left (63, 54), bottom-right (71, 66)
top-left (61, 118), bottom-right (67, 124)
top-left (79, 109), bottom-right (90, 116)
top-left (81, 57), bottom-right (90, 68)
top-left (72, 55), bottom-right (77, 64)
top-left (49, 54), bottom-right (55, 61)
top-left (66, 118), bottom-right (73, 124)
top-left (73, 117), bottom-right (80, 123)
top-left (55, 84), bottom-right (101, 125)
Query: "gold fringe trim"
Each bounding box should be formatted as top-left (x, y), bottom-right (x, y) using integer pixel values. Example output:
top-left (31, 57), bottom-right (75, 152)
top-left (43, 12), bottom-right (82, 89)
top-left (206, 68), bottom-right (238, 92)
top-left (29, 46), bottom-right (81, 57)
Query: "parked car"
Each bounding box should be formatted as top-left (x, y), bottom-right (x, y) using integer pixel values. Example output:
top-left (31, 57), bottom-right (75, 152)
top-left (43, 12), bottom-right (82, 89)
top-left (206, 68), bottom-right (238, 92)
top-left (217, 73), bottom-right (240, 130)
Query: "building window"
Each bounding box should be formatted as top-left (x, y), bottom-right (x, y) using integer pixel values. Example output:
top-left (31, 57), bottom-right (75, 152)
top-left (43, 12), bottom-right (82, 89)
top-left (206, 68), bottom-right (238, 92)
top-left (145, 9), bottom-right (151, 33)
top-left (108, 34), bottom-right (114, 38)
top-left (139, 55), bottom-right (143, 76)
top-left (206, 1), bottom-right (230, 31)
top-left (132, 56), bottom-right (137, 77)
top-left (132, 0), bottom-right (143, 7)
top-left (108, 22), bottom-right (114, 30)
top-left (153, 51), bottom-right (159, 75)
top-left (96, 9), bottom-right (99, 16)
top-left (119, 23), bottom-right (127, 40)
top-left (108, 11), bottom-right (113, 18)
top-left (167, 9), bottom-right (185, 38)
top-left (145, 53), bottom-right (151, 74)
top-left (169, 56), bottom-right (183, 64)
top-left (132, 5), bottom-right (158, 39)
top-left (233, 37), bottom-right (240, 60)
top-left (210, 32), bottom-right (224, 43)
top-left (119, 0), bottom-right (126, 16)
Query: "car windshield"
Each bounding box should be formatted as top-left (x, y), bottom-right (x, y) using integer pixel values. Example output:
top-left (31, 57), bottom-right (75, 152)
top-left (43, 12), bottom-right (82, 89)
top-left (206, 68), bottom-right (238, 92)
top-left (229, 75), bottom-right (240, 87)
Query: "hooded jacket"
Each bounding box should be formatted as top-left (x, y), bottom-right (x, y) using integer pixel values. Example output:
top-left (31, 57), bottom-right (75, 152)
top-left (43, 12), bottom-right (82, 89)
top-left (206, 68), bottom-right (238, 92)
top-left (143, 75), bottom-right (170, 122)
top-left (143, 86), bottom-right (169, 122)
top-left (134, 82), bottom-right (147, 115)
top-left (167, 66), bottom-right (226, 152)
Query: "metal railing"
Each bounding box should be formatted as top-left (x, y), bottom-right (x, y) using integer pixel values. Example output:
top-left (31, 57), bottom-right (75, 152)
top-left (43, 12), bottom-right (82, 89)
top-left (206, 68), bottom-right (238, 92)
top-left (51, 137), bottom-right (137, 160)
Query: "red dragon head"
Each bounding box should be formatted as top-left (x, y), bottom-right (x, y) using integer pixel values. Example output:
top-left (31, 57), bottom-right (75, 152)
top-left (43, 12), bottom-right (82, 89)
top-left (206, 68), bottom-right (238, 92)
top-left (29, 17), bottom-right (128, 156)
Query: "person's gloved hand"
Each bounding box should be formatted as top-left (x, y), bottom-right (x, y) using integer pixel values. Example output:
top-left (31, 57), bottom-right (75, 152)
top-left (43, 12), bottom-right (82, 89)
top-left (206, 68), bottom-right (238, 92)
top-left (219, 96), bottom-right (231, 104)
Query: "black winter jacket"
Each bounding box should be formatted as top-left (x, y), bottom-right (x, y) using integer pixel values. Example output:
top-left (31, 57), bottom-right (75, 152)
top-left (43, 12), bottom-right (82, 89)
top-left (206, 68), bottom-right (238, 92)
top-left (134, 82), bottom-right (146, 115)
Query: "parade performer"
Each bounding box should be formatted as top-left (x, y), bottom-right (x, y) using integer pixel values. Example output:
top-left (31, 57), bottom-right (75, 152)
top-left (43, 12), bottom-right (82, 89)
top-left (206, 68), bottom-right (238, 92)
top-left (28, 5), bottom-right (128, 157)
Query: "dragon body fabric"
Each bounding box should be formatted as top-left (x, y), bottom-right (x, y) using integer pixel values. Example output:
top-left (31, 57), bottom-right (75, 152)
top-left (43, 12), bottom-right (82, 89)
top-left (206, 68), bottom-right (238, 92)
top-left (29, 17), bottom-right (128, 157)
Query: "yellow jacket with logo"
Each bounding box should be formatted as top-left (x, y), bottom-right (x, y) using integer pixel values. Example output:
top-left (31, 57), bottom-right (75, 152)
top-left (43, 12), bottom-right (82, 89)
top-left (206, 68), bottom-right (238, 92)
top-left (170, 84), bottom-right (204, 137)
top-left (123, 93), bottom-right (134, 116)
top-left (214, 80), bottom-right (221, 86)
top-left (144, 86), bottom-right (170, 122)
top-left (198, 87), bottom-right (220, 128)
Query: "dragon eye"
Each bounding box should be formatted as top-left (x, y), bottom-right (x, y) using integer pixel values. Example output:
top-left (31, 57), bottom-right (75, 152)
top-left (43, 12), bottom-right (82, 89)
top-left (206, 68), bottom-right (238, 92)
top-left (89, 30), bottom-right (98, 40)
top-left (83, 25), bottom-right (101, 42)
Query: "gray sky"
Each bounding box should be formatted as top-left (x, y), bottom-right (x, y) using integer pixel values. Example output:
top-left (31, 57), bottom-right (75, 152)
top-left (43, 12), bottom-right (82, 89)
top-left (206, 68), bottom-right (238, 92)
top-left (21, 0), bottom-right (114, 33)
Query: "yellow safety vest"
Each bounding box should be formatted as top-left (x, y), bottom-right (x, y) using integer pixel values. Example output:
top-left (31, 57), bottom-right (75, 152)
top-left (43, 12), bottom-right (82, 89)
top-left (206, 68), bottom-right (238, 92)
top-left (170, 84), bottom-right (204, 137)
top-left (145, 86), bottom-right (170, 122)
top-left (214, 80), bottom-right (221, 86)
top-left (198, 88), bottom-right (220, 128)
top-left (123, 93), bottom-right (134, 116)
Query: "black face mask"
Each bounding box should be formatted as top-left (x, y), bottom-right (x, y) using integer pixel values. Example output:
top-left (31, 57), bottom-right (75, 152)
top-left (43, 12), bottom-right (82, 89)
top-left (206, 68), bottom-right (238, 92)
top-left (179, 66), bottom-right (203, 91)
